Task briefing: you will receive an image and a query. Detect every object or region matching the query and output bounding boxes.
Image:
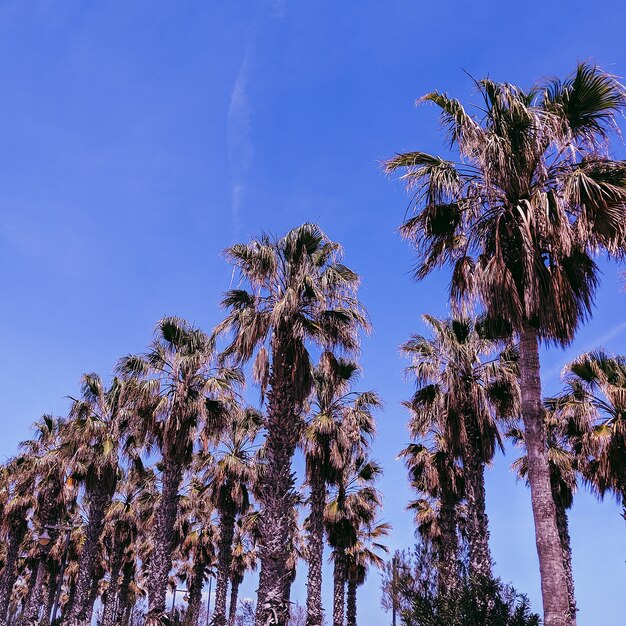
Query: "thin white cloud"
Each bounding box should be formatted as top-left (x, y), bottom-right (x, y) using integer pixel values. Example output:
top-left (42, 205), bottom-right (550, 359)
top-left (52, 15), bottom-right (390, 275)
top-left (227, 52), bottom-right (253, 241)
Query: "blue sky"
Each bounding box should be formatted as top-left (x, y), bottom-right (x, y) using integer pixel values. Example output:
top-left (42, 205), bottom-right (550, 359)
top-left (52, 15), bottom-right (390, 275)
top-left (1, 2), bottom-right (625, 624)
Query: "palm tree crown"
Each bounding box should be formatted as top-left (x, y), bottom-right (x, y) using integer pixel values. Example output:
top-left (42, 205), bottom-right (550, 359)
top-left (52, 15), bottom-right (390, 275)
top-left (386, 63), bottom-right (626, 342)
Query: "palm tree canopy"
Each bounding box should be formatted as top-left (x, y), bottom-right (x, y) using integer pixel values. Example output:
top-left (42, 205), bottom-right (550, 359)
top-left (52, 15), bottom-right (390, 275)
top-left (345, 521), bottom-right (390, 587)
top-left (304, 351), bottom-right (380, 485)
top-left (118, 316), bottom-right (243, 465)
top-left (62, 373), bottom-right (151, 494)
top-left (402, 315), bottom-right (518, 463)
top-left (215, 223), bottom-right (369, 407)
top-left (548, 349), bottom-right (626, 501)
top-left (386, 63), bottom-right (626, 344)
top-left (325, 456), bottom-right (383, 551)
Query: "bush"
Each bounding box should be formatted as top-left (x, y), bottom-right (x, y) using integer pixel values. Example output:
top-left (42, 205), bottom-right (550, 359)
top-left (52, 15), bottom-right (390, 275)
top-left (380, 544), bottom-right (540, 626)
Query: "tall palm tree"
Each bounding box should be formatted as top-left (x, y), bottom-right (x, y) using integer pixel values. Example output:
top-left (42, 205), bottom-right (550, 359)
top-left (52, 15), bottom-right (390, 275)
top-left (385, 63), bottom-right (626, 625)
top-left (0, 458), bottom-right (34, 626)
top-left (118, 316), bottom-right (241, 625)
top-left (228, 518), bottom-right (257, 626)
top-left (215, 224), bottom-right (368, 626)
top-left (203, 409), bottom-right (260, 626)
top-left (509, 413), bottom-right (578, 626)
top-left (550, 350), bottom-right (626, 516)
top-left (325, 456), bottom-right (382, 626)
top-left (61, 373), bottom-right (146, 626)
top-left (101, 470), bottom-right (156, 626)
top-left (345, 521), bottom-right (389, 626)
top-left (176, 475), bottom-right (218, 626)
top-left (399, 435), bottom-right (463, 595)
top-left (16, 415), bottom-right (69, 626)
top-left (401, 316), bottom-right (518, 580)
top-left (303, 352), bottom-right (379, 626)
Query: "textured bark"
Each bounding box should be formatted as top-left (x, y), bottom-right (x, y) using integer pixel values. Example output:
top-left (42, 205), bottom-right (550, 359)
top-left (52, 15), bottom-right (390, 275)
top-left (184, 553), bottom-right (206, 626)
top-left (64, 577), bottom-right (77, 620)
top-left (554, 498), bottom-right (577, 626)
top-left (63, 484), bottom-right (110, 626)
top-left (146, 460), bottom-right (184, 620)
top-left (332, 551), bottom-right (346, 626)
top-left (227, 578), bottom-right (241, 626)
top-left (0, 518), bottom-right (28, 626)
top-left (21, 559), bottom-right (38, 616)
top-left (519, 325), bottom-right (571, 626)
top-left (463, 417), bottom-right (493, 581)
top-left (117, 561), bottom-right (134, 626)
top-left (42, 563), bottom-right (58, 626)
top-left (255, 335), bottom-right (301, 626)
top-left (305, 476), bottom-right (325, 626)
top-left (346, 578), bottom-right (357, 626)
top-left (101, 533), bottom-right (125, 626)
top-left (212, 510), bottom-right (236, 626)
top-left (83, 568), bottom-right (102, 626)
top-left (437, 495), bottom-right (460, 597)
top-left (19, 558), bottom-right (48, 625)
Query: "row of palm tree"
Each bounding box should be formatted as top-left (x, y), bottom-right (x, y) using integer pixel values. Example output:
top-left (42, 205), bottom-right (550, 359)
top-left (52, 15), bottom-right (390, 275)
top-left (1, 61), bottom-right (625, 626)
top-left (386, 62), bottom-right (626, 626)
top-left (0, 225), bottom-right (388, 626)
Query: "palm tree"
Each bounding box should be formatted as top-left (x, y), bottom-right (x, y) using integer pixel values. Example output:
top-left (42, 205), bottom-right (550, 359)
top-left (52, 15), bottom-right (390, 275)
top-left (228, 518), bottom-right (257, 626)
top-left (550, 350), bottom-right (626, 516)
top-left (176, 475), bottom-right (218, 626)
top-left (118, 316), bottom-right (241, 624)
top-left (385, 63), bottom-right (626, 625)
top-left (101, 470), bottom-right (156, 626)
top-left (345, 521), bottom-right (389, 626)
top-left (400, 435), bottom-right (463, 596)
top-left (0, 458), bottom-right (34, 626)
top-left (401, 316), bottom-right (518, 580)
top-left (16, 415), bottom-right (69, 626)
top-left (302, 352), bottom-right (379, 626)
top-left (61, 373), bottom-right (146, 626)
top-left (325, 456), bottom-right (383, 626)
top-left (215, 224), bottom-right (368, 626)
top-left (203, 409), bottom-right (260, 626)
top-left (509, 413), bottom-right (578, 626)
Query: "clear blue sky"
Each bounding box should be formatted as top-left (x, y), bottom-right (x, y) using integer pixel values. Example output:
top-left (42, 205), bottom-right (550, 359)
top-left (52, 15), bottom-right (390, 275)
top-left (1, 2), bottom-right (625, 624)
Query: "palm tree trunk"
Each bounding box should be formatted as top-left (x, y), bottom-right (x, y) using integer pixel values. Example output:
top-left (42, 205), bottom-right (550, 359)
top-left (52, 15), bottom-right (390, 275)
top-left (83, 570), bottom-right (101, 626)
top-left (146, 460), bottom-right (184, 620)
top-left (437, 495), bottom-right (459, 597)
top-left (346, 578), bottom-right (357, 626)
top-left (19, 558), bottom-right (48, 625)
top-left (63, 485), bottom-right (110, 626)
top-left (305, 475), bottom-right (325, 626)
top-left (117, 561), bottom-right (134, 626)
top-left (0, 519), bottom-right (28, 626)
top-left (64, 576), bottom-right (77, 621)
top-left (554, 498), bottom-right (577, 626)
top-left (227, 577), bottom-right (241, 626)
top-left (462, 419), bottom-right (493, 581)
top-left (43, 563), bottom-right (58, 626)
top-left (101, 535), bottom-right (125, 626)
top-left (332, 551), bottom-right (346, 626)
top-left (255, 337), bottom-right (301, 626)
top-left (184, 554), bottom-right (206, 626)
top-left (519, 325), bottom-right (571, 626)
top-left (212, 509), bottom-right (236, 626)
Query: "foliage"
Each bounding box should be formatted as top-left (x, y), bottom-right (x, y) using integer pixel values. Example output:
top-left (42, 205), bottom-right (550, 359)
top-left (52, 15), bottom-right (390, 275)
top-left (380, 546), bottom-right (540, 626)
